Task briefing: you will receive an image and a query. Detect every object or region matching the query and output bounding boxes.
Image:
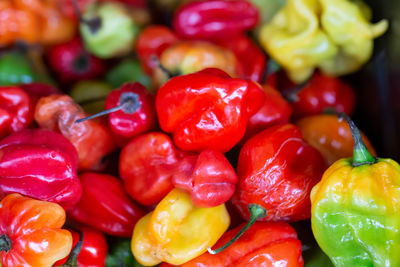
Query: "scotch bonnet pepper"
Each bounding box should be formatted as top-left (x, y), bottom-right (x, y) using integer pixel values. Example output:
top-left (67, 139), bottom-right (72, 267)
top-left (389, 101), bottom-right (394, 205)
top-left (311, 114), bottom-right (400, 267)
top-left (156, 69), bottom-right (265, 152)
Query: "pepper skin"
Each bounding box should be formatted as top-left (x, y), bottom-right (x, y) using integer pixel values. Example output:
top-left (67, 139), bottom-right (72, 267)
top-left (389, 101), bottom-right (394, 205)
top-left (54, 226), bottom-right (108, 267)
top-left (0, 129), bottom-right (82, 210)
top-left (20, 83), bottom-right (61, 108)
top-left (311, 115), bottom-right (400, 267)
top-left (0, 194), bottom-right (72, 267)
top-left (233, 124), bottom-right (326, 222)
top-left (68, 172), bottom-right (144, 237)
top-left (172, 150), bottom-right (238, 207)
top-left (131, 188), bottom-right (230, 266)
top-left (156, 70), bottom-right (265, 152)
top-left (0, 86), bottom-right (33, 139)
top-left (47, 38), bottom-right (106, 84)
top-left (296, 114), bottom-right (376, 166)
top-left (119, 132), bottom-right (188, 206)
top-left (34, 94), bottom-right (116, 171)
top-left (173, 0), bottom-right (259, 41)
top-left (177, 222), bottom-right (303, 267)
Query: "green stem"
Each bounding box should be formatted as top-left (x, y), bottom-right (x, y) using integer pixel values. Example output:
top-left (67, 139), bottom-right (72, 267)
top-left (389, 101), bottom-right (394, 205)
top-left (0, 234), bottom-right (12, 253)
top-left (338, 113), bottom-right (376, 166)
top-left (61, 231), bottom-right (84, 267)
top-left (207, 204), bottom-right (267, 255)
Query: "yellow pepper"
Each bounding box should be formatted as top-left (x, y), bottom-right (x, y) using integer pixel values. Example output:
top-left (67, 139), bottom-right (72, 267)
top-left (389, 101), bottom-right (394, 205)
top-left (131, 188), bottom-right (230, 266)
top-left (259, 0), bottom-right (388, 83)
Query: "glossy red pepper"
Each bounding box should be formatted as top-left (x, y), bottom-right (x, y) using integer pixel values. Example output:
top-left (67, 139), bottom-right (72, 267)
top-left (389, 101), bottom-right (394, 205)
top-left (0, 129), bottom-right (82, 210)
top-left (173, 0), bottom-right (259, 41)
top-left (119, 132), bottom-right (187, 206)
top-left (172, 149), bottom-right (238, 207)
top-left (232, 124), bottom-right (326, 222)
top-left (68, 172), bottom-right (144, 237)
top-left (174, 222), bottom-right (303, 267)
top-left (156, 70), bottom-right (265, 152)
top-left (136, 25), bottom-right (179, 74)
top-left (215, 34), bottom-right (266, 83)
top-left (54, 226), bottom-right (108, 267)
top-left (0, 86), bottom-right (33, 139)
top-left (47, 38), bottom-right (106, 83)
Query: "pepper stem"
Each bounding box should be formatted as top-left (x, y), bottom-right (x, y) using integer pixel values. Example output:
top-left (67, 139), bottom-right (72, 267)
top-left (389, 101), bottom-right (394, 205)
top-left (151, 55), bottom-right (176, 78)
top-left (207, 204), bottom-right (267, 255)
top-left (71, 0), bottom-right (102, 34)
top-left (61, 231), bottom-right (84, 267)
top-left (75, 91), bottom-right (141, 123)
top-left (0, 234), bottom-right (12, 253)
top-left (338, 113), bottom-right (376, 166)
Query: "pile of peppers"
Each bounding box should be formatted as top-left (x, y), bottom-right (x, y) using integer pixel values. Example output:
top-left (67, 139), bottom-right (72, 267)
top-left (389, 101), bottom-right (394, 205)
top-left (0, 0), bottom-right (394, 267)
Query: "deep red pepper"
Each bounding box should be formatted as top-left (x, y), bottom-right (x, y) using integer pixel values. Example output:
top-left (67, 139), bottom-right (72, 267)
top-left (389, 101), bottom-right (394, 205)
top-left (119, 132), bottom-right (188, 206)
top-left (155, 70), bottom-right (265, 152)
top-left (68, 172), bottom-right (144, 237)
top-left (0, 129), bottom-right (82, 210)
top-left (0, 86), bottom-right (33, 139)
top-left (215, 34), bottom-right (266, 83)
top-left (19, 83), bottom-right (61, 108)
top-left (173, 0), bottom-right (259, 41)
top-left (47, 38), bottom-right (106, 83)
top-left (172, 149), bottom-right (238, 207)
top-left (136, 25), bottom-right (179, 74)
top-left (54, 226), bottom-right (108, 267)
top-left (232, 124), bottom-right (326, 222)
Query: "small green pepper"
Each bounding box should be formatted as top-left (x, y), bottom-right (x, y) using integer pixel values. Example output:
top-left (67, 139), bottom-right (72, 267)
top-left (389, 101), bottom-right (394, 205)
top-left (106, 59), bottom-right (151, 89)
top-left (0, 52), bottom-right (35, 86)
top-left (106, 239), bottom-right (157, 267)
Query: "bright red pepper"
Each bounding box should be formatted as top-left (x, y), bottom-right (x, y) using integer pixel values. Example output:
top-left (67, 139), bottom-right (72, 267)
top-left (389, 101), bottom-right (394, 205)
top-left (0, 129), bottom-right (82, 210)
top-left (47, 38), bottom-right (106, 84)
top-left (54, 226), bottom-right (108, 267)
top-left (0, 86), bottom-right (33, 139)
top-left (119, 132), bottom-right (188, 206)
top-left (173, 0), bottom-right (259, 41)
top-left (232, 124), bottom-right (326, 222)
top-left (68, 172), bottom-right (144, 237)
top-left (215, 34), bottom-right (266, 83)
top-left (136, 25), bottom-right (179, 74)
top-left (156, 70), bottom-right (265, 152)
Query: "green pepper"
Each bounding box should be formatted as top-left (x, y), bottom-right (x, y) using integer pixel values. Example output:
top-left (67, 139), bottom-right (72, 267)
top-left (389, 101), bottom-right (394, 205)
top-left (0, 52), bottom-right (35, 86)
top-left (106, 59), bottom-right (151, 90)
top-left (106, 239), bottom-right (157, 267)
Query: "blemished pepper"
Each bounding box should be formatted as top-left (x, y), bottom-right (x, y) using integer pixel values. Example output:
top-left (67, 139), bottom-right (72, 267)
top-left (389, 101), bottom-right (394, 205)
top-left (131, 188), bottom-right (230, 266)
top-left (68, 172), bottom-right (144, 237)
top-left (34, 94), bottom-right (116, 171)
top-left (296, 114), bottom-right (376, 166)
top-left (311, 114), bottom-right (400, 267)
top-left (0, 193), bottom-right (73, 267)
top-left (156, 70), bottom-right (265, 152)
top-left (0, 129), bottom-right (82, 210)
top-left (172, 0), bottom-right (259, 41)
top-left (233, 124), bottom-right (326, 222)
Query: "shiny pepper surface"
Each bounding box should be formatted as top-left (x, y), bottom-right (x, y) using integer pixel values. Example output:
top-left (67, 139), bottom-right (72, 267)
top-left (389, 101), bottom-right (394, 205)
top-left (131, 188), bottom-right (230, 266)
top-left (34, 94), bottom-right (116, 171)
top-left (0, 194), bottom-right (72, 267)
top-left (156, 70), bottom-right (264, 152)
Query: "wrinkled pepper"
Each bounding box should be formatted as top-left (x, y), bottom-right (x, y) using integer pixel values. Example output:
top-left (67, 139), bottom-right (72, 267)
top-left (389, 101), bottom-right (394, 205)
top-left (233, 124), bottom-right (326, 222)
top-left (0, 194), bottom-right (72, 267)
top-left (131, 188), bottom-right (230, 266)
top-left (156, 70), bottom-right (265, 152)
top-left (0, 129), bottom-right (82, 210)
top-left (311, 114), bottom-right (400, 267)
top-left (68, 172), bottom-right (144, 237)
top-left (34, 94), bottom-right (116, 171)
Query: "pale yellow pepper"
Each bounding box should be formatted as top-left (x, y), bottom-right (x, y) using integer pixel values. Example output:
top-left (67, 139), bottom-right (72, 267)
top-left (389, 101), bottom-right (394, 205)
top-left (131, 188), bottom-right (230, 266)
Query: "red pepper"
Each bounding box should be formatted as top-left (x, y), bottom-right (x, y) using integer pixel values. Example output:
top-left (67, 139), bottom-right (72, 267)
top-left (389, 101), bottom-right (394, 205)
top-left (232, 124), bottom-right (326, 222)
top-left (173, 0), bottom-right (259, 41)
top-left (0, 86), bottom-right (33, 139)
top-left (47, 38), bottom-right (106, 83)
top-left (54, 226), bottom-right (108, 267)
top-left (19, 83), bottom-right (61, 108)
top-left (136, 25), bottom-right (179, 74)
top-left (172, 149), bottom-right (238, 207)
top-left (215, 34), bottom-right (266, 83)
top-left (282, 73), bottom-right (356, 120)
top-left (68, 172), bottom-right (144, 237)
top-left (0, 129), bottom-right (82, 210)
top-left (156, 70), bottom-right (265, 152)
top-left (119, 132), bottom-right (188, 206)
